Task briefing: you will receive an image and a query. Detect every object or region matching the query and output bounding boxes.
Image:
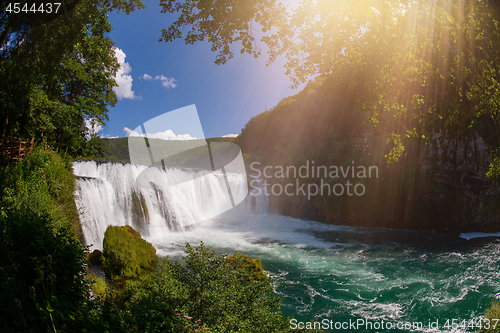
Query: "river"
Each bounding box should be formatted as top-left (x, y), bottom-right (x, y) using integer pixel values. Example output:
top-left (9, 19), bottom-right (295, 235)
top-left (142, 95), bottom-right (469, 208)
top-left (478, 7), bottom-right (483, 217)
top-left (73, 161), bottom-right (500, 332)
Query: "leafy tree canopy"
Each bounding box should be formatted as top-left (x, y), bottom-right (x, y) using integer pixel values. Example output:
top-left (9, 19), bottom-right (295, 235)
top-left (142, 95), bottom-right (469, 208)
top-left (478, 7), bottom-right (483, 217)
top-left (159, 0), bottom-right (287, 64)
top-left (161, 0), bottom-right (500, 175)
top-left (0, 0), bottom-right (145, 155)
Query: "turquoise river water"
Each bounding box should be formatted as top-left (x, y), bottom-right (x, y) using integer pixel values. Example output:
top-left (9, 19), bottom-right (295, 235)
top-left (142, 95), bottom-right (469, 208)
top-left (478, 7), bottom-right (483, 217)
top-left (151, 211), bottom-right (500, 333)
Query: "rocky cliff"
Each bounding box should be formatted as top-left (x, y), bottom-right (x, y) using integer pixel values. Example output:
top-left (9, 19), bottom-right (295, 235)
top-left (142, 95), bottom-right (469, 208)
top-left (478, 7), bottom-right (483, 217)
top-left (255, 132), bottom-right (500, 232)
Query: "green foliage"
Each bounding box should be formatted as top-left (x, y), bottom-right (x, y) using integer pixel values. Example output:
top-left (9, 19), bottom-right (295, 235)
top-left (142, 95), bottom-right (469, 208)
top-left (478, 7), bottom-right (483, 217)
top-left (88, 274), bottom-right (109, 300)
top-left (0, 209), bottom-right (89, 333)
top-left (101, 137), bottom-right (130, 161)
top-left (170, 242), bottom-right (292, 332)
top-left (385, 133), bottom-right (405, 166)
top-left (102, 261), bottom-right (200, 333)
top-left (159, 0), bottom-right (285, 65)
top-left (113, 242), bottom-right (295, 333)
top-left (0, 146), bottom-right (80, 233)
top-left (92, 136), bottom-right (237, 164)
top-left (0, 0), bottom-right (145, 155)
top-left (0, 147), bottom-right (89, 332)
top-left (80, 136), bottom-right (110, 160)
top-left (164, 0), bottom-right (500, 173)
top-left (102, 225), bottom-right (157, 280)
top-left (226, 253), bottom-right (267, 281)
top-left (482, 300), bottom-right (500, 333)
top-left (487, 155), bottom-right (500, 179)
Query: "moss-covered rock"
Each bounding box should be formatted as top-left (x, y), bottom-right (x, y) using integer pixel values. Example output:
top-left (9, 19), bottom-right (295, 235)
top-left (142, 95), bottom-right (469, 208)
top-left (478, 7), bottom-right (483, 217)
top-left (101, 225), bottom-right (157, 280)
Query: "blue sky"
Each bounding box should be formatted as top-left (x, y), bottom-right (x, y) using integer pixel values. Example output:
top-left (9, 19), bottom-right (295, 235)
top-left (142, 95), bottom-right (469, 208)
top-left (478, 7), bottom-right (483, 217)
top-left (98, 0), bottom-right (301, 139)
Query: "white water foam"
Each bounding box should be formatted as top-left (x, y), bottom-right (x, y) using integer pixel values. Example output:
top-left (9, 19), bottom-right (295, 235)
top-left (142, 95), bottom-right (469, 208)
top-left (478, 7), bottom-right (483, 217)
top-left (73, 161), bottom-right (254, 250)
top-left (73, 161), bottom-right (500, 331)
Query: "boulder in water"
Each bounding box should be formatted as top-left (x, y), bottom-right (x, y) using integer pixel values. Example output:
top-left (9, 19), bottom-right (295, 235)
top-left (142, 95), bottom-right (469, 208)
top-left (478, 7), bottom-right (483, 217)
top-left (101, 225), bottom-right (157, 280)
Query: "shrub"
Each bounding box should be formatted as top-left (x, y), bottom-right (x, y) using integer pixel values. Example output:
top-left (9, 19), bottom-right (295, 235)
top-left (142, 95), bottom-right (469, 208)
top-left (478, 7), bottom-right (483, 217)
top-left (0, 147), bottom-right (89, 332)
top-left (101, 225), bottom-right (157, 280)
top-left (104, 270), bottom-right (191, 332)
top-left (226, 253), bottom-right (267, 281)
top-left (0, 146), bottom-right (80, 234)
top-left (107, 243), bottom-right (296, 333)
top-left (171, 242), bottom-right (294, 332)
top-left (0, 209), bottom-right (88, 333)
top-left (482, 300), bottom-right (500, 333)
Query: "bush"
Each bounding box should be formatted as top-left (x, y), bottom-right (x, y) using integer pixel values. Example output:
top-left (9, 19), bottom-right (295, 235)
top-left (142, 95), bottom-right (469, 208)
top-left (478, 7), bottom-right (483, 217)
top-left (87, 274), bottom-right (108, 300)
top-left (101, 225), bottom-right (157, 280)
top-left (482, 300), bottom-right (500, 333)
top-left (0, 147), bottom-right (89, 332)
top-left (226, 253), bottom-right (267, 281)
top-left (107, 242), bottom-right (296, 333)
top-left (171, 242), bottom-right (293, 332)
top-left (102, 264), bottom-right (193, 333)
top-left (0, 209), bottom-right (88, 332)
top-left (0, 146), bottom-right (80, 234)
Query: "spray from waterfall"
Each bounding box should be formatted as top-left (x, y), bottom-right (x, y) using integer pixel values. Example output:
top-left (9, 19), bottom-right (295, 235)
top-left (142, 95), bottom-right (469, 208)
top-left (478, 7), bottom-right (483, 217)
top-left (73, 161), bottom-right (266, 250)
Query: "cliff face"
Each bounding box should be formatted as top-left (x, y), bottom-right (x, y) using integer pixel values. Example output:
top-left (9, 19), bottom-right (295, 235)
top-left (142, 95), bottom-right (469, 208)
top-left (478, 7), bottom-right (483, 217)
top-left (238, 77), bottom-right (500, 232)
top-left (417, 133), bottom-right (500, 231)
top-left (244, 132), bottom-right (500, 232)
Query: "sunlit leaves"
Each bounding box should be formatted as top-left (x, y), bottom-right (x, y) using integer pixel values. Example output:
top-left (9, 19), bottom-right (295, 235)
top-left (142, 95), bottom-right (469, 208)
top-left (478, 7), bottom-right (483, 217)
top-left (487, 155), bottom-right (500, 178)
top-left (159, 0), bottom-right (285, 65)
top-left (161, 0), bottom-right (500, 174)
top-left (385, 132), bottom-right (405, 165)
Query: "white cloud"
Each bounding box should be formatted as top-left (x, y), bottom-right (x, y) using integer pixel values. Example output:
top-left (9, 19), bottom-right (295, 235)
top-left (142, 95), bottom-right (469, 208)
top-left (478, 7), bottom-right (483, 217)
top-left (155, 75), bottom-right (177, 89)
top-left (222, 134), bottom-right (239, 138)
top-left (124, 127), bottom-right (196, 140)
top-left (113, 47), bottom-right (137, 100)
top-left (141, 73), bottom-right (177, 88)
top-left (84, 118), bottom-right (103, 140)
top-left (123, 127), bottom-right (141, 137)
top-left (100, 134), bottom-right (119, 139)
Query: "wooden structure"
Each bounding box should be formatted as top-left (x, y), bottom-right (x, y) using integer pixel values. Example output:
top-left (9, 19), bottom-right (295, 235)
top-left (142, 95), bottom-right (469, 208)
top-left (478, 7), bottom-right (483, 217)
top-left (0, 136), bottom-right (35, 163)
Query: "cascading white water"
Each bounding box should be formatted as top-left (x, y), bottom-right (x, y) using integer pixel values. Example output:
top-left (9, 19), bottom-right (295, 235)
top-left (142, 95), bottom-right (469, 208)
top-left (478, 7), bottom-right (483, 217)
top-left (245, 177), bottom-right (269, 215)
top-left (72, 162), bottom-right (500, 328)
top-left (73, 161), bottom-right (263, 250)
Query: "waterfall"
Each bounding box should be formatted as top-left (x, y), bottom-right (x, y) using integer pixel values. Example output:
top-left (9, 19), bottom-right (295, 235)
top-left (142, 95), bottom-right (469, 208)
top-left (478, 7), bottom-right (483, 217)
top-left (245, 177), bottom-right (269, 215)
top-left (73, 161), bottom-right (266, 250)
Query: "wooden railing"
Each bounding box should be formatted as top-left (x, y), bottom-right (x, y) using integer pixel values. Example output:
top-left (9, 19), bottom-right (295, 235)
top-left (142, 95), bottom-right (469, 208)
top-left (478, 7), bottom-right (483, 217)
top-left (0, 136), bottom-right (35, 163)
